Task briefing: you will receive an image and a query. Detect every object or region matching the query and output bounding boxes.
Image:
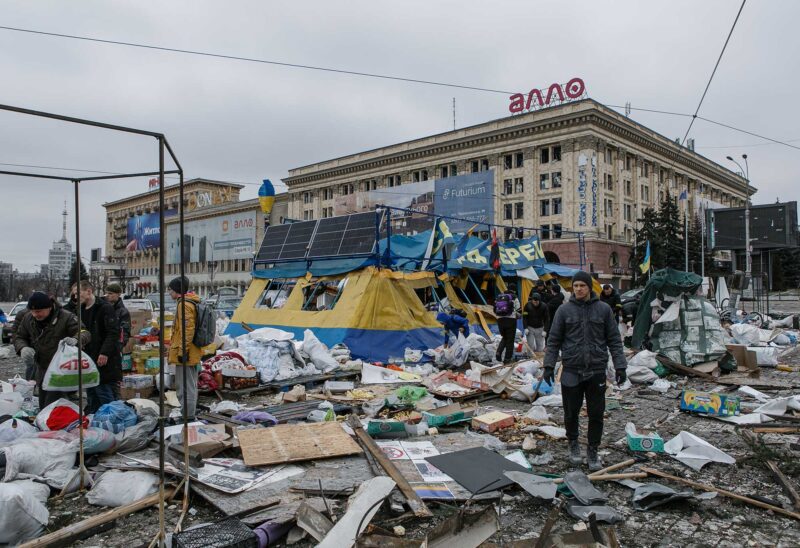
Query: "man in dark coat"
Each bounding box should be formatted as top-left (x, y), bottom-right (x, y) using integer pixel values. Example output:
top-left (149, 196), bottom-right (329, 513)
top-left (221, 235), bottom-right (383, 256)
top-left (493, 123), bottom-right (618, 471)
top-left (74, 281), bottom-right (121, 413)
top-left (523, 292), bottom-right (549, 352)
top-left (546, 284), bottom-right (565, 324)
top-left (104, 283), bottom-right (131, 350)
top-left (543, 271), bottom-right (627, 471)
top-left (14, 291), bottom-right (90, 409)
top-left (599, 284), bottom-right (622, 321)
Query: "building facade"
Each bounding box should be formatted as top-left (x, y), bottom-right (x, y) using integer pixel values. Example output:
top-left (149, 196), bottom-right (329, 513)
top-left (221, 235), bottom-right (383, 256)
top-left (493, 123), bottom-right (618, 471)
top-left (283, 99), bottom-right (752, 288)
top-left (103, 178), bottom-right (288, 297)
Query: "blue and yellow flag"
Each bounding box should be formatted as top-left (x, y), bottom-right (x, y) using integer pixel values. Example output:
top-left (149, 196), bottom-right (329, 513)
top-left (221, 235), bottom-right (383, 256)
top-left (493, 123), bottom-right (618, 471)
top-left (421, 218), bottom-right (455, 269)
top-left (639, 240), bottom-right (651, 273)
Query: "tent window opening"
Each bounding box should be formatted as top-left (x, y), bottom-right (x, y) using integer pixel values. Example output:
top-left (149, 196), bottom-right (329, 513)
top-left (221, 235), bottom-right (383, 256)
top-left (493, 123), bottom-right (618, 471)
top-left (302, 279), bottom-right (347, 311)
top-left (257, 279), bottom-right (296, 309)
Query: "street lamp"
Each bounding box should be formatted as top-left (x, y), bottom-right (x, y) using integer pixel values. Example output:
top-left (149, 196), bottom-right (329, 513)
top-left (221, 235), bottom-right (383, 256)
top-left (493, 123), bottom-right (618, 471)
top-left (726, 154), bottom-right (751, 288)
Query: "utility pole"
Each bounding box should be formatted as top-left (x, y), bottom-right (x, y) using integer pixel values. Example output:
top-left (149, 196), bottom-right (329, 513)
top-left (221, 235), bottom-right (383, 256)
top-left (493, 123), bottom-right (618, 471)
top-left (727, 154), bottom-right (751, 286)
top-left (700, 202), bottom-right (705, 280)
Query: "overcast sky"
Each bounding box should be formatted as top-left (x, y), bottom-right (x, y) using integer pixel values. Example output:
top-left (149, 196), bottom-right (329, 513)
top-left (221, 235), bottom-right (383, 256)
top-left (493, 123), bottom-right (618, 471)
top-left (1, 0), bottom-right (797, 270)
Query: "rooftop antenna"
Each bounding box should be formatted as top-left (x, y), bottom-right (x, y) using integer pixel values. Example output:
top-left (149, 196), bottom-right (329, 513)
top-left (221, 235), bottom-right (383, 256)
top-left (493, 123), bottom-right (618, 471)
top-left (624, 101), bottom-right (631, 117)
top-left (452, 98), bottom-right (456, 130)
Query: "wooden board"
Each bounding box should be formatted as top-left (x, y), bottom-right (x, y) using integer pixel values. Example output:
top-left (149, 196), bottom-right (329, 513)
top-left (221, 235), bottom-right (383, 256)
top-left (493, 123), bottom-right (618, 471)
top-left (238, 422), bottom-right (363, 466)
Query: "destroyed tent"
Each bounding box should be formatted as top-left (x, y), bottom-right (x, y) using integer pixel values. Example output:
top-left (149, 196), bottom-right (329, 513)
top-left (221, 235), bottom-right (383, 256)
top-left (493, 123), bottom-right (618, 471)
top-left (631, 268), bottom-right (728, 366)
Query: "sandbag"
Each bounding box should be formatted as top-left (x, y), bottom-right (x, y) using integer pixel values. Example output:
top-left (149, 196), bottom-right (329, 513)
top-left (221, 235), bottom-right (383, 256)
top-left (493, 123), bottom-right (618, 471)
top-left (3, 437), bottom-right (76, 483)
top-left (0, 482), bottom-right (50, 545)
top-left (37, 427), bottom-right (117, 455)
top-left (91, 401), bottom-right (138, 434)
top-left (86, 470), bottom-right (158, 507)
top-left (0, 391), bottom-right (23, 416)
top-left (628, 350), bottom-right (659, 370)
top-left (42, 339), bottom-right (100, 391)
top-left (730, 323), bottom-right (760, 346)
top-left (303, 329), bottom-right (339, 372)
top-left (35, 398), bottom-right (81, 431)
top-left (626, 364), bottom-right (659, 384)
top-left (0, 418), bottom-right (38, 444)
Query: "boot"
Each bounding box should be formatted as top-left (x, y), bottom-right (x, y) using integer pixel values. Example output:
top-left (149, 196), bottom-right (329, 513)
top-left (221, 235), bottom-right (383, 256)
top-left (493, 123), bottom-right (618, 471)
top-left (587, 446), bottom-right (603, 472)
top-left (568, 440), bottom-right (583, 465)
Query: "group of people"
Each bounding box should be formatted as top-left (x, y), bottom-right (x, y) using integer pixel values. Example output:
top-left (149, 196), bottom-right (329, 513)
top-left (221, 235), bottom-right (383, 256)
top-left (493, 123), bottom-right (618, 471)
top-left (11, 276), bottom-right (203, 419)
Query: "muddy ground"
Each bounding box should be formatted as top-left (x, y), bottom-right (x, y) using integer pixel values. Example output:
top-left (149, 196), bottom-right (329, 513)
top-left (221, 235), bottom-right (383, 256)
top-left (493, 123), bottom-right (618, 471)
top-left (2, 304), bottom-right (800, 547)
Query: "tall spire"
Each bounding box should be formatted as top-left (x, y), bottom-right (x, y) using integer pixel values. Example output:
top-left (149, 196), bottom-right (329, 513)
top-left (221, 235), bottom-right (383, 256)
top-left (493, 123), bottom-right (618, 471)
top-left (61, 201), bottom-right (68, 242)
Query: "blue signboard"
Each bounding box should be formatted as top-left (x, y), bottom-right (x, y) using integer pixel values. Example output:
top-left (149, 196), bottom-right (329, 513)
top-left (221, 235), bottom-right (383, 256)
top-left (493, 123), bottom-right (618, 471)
top-left (434, 171), bottom-right (495, 232)
top-left (126, 210), bottom-right (177, 251)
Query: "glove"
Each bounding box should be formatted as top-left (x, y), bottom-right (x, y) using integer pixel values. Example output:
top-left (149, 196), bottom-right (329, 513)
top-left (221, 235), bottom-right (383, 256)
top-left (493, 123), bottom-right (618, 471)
top-left (615, 368), bottom-right (627, 385)
top-left (542, 367), bottom-right (555, 385)
top-left (63, 337), bottom-right (78, 346)
top-left (20, 347), bottom-right (35, 361)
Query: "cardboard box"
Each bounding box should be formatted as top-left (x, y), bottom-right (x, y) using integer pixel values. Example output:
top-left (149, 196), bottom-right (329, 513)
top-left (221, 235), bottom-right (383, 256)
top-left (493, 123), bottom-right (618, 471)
top-left (129, 309), bottom-right (153, 338)
top-left (471, 411), bottom-right (515, 433)
top-left (422, 403), bottom-right (477, 427)
top-left (626, 426), bottom-right (665, 452)
top-left (680, 390), bottom-right (740, 417)
top-left (726, 344), bottom-right (758, 372)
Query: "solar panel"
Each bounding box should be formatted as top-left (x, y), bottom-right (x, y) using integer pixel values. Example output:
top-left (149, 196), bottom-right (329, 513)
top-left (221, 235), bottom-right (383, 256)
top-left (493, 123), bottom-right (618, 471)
top-left (255, 224), bottom-right (290, 262)
top-left (279, 220), bottom-right (318, 259)
top-left (307, 211), bottom-right (381, 258)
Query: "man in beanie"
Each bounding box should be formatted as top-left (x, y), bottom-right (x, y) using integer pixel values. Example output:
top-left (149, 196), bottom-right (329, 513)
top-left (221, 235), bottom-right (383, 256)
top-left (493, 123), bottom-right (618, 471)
top-left (523, 292), bottom-right (549, 352)
top-left (105, 283), bottom-right (131, 351)
top-left (543, 271), bottom-right (626, 471)
top-left (168, 276), bottom-right (203, 420)
top-left (15, 291), bottom-right (90, 408)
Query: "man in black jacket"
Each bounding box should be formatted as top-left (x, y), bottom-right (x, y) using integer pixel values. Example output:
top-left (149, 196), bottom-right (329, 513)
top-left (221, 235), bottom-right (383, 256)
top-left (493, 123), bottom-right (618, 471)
top-left (599, 284), bottom-right (622, 322)
top-left (104, 283), bottom-right (131, 351)
top-left (74, 281), bottom-right (121, 413)
top-left (523, 292), bottom-right (549, 352)
top-left (543, 271), bottom-right (627, 471)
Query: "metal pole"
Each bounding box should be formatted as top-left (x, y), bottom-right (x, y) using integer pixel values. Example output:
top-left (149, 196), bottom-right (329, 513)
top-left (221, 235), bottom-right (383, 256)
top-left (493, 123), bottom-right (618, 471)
top-left (157, 138), bottom-right (166, 547)
top-left (743, 155), bottom-right (752, 291)
top-left (684, 209), bottom-right (689, 272)
top-left (700, 204), bottom-right (705, 280)
top-left (73, 179), bottom-right (86, 490)
top-left (179, 168), bottom-right (190, 525)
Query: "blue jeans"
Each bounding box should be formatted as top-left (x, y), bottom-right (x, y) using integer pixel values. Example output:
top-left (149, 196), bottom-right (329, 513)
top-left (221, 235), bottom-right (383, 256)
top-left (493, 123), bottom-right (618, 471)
top-left (86, 382), bottom-right (119, 414)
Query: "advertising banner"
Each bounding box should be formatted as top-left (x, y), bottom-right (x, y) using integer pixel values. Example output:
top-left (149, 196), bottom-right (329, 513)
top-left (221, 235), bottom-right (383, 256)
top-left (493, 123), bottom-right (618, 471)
top-left (433, 171), bottom-right (495, 232)
top-left (166, 211), bottom-right (258, 264)
top-left (333, 180), bottom-right (434, 216)
top-left (453, 234), bottom-right (545, 271)
top-left (126, 210), bottom-right (177, 251)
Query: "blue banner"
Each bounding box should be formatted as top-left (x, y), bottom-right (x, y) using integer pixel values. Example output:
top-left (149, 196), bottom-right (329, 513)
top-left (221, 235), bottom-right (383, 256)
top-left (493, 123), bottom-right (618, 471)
top-left (434, 171), bottom-right (495, 232)
top-left (453, 234), bottom-right (545, 271)
top-left (126, 210), bottom-right (177, 251)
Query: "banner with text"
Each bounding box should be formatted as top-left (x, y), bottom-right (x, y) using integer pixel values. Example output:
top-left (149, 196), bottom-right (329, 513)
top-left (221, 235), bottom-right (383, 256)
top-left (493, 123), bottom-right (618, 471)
top-left (453, 234), bottom-right (545, 271)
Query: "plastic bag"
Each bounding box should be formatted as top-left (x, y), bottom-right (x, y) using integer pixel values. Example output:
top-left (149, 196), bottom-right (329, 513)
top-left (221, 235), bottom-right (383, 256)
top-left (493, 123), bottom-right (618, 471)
top-left (42, 340), bottom-right (100, 391)
top-left (0, 391), bottom-right (23, 415)
top-left (37, 427), bottom-right (116, 455)
top-left (442, 334), bottom-right (470, 368)
top-left (0, 418), bottom-right (38, 444)
top-left (9, 375), bottom-right (35, 399)
top-left (0, 482), bottom-right (50, 545)
top-left (730, 323), bottom-right (761, 346)
top-left (626, 364), bottom-right (659, 384)
top-left (91, 401), bottom-right (138, 434)
top-left (3, 437), bottom-right (76, 483)
top-left (303, 330), bottom-right (339, 372)
top-left (628, 350), bottom-right (660, 370)
top-left (35, 398), bottom-right (81, 431)
top-left (86, 470), bottom-right (158, 507)
top-left (115, 409), bottom-right (158, 453)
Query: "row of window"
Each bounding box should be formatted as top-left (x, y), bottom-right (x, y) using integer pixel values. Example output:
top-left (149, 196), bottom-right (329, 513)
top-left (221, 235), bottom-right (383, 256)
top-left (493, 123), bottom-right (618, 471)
top-left (127, 258), bottom-right (254, 278)
top-left (502, 198), bottom-right (563, 220)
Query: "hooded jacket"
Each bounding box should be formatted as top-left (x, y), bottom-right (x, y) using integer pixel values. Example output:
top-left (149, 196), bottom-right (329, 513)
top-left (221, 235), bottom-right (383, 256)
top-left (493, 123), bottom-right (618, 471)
top-left (543, 293), bottom-right (626, 374)
top-left (110, 298), bottom-right (131, 349)
top-left (523, 301), bottom-right (550, 329)
top-left (14, 302), bottom-right (90, 375)
top-left (169, 293), bottom-right (204, 366)
top-left (81, 297), bottom-right (122, 384)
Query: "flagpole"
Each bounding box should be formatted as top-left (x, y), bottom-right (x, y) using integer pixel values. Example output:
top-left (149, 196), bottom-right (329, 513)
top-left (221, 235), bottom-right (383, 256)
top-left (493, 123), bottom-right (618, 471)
top-left (683, 192), bottom-right (689, 272)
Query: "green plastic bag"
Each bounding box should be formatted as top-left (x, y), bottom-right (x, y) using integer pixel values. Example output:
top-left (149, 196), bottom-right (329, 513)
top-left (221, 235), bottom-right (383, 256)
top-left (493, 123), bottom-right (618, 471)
top-left (395, 386), bottom-right (428, 404)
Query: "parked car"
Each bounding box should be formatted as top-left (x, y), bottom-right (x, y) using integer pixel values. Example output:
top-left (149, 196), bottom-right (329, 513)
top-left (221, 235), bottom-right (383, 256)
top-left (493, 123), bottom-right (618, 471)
top-left (213, 297), bottom-right (242, 318)
top-left (145, 292), bottom-right (177, 312)
top-left (620, 288), bottom-right (643, 304)
top-left (2, 301), bottom-right (29, 344)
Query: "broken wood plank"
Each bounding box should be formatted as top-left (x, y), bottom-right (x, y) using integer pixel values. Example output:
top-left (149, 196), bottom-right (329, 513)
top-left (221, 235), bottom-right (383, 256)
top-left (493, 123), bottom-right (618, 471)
top-left (534, 500), bottom-right (564, 548)
top-left (19, 488), bottom-right (176, 548)
top-left (641, 467), bottom-right (800, 521)
top-left (766, 460), bottom-right (800, 511)
top-left (752, 426), bottom-right (800, 434)
top-left (656, 355), bottom-right (717, 380)
top-left (297, 501), bottom-right (334, 543)
top-left (346, 415), bottom-right (433, 518)
top-left (426, 506), bottom-right (499, 548)
top-left (238, 421), bottom-right (362, 466)
top-left (317, 477), bottom-right (395, 548)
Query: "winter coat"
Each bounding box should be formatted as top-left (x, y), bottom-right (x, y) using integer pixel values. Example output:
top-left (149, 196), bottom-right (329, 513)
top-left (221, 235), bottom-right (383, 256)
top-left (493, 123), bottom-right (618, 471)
top-left (169, 293), bottom-right (203, 366)
top-left (543, 293), bottom-right (626, 374)
top-left (81, 298), bottom-right (122, 384)
top-left (599, 290), bottom-right (622, 319)
top-left (523, 301), bottom-right (550, 329)
top-left (547, 291), bottom-right (565, 320)
top-left (14, 303), bottom-right (90, 374)
top-left (110, 298), bottom-right (131, 349)
top-left (436, 312), bottom-right (470, 345)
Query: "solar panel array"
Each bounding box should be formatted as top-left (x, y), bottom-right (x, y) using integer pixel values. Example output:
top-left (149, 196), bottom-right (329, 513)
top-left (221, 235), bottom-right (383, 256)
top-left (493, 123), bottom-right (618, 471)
top-left (256, 211), bottom-right (383, 263)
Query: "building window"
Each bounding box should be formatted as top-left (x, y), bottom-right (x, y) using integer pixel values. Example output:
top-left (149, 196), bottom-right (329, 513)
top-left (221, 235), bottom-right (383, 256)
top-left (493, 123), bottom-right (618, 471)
top-left (553, 224), bottom-right (563, 239)
top-left (302, 279), bottom-right (347, 311)
top-left (302, 192), bottom-right (314, 204)
top-left (515, 152), bottom-right (524, 168)
top-left (644, 162), bottom-right (649, 177)
top-left (609, 252), bottom-right (619, 267)
top-left (514, 177), bottom-right (524, 194)
top-left (514, 202), bottom-right (524, 219)
top-left (504, 179), bottom-right (513, 195)
top-left (625, 155), bottom-right (632, 171)
top-left (605, 199), bottom-right (614, 217)
top-left (606, 225), bottom-right (614, 239)
top-left (540, 199), bottom-right (550, 217)
top-left (625, 180), bottom-right (632, 197)
top-left (322, 206), bottom-right (334, 218)
top-left (540, 148), bottom-right (550, 164)
top-left (362, 179), bottom-right (377, 191)
top-left (551, 171), bottom-right (562, 188)
top-left (539, 173), bottom-right (549, 190)
top-left (471, 160), bottom-right (479, 173)
top-left (481, 159), bottom-right (489, 171)
top-left (504, 227), bottom-right (514, 240)
top-left (504, 203), bottom-right (513, 220)
top-left (322, 188), bottom-right (334, 200)
top-left (624, 204), bottom-right (633, 222)
top-left (413, 171), bottom-right (420, 182)
top-left (340, 183), bottom-right (354, 196)
top-left (605, 149), bottom-right (613, 164)
top-left (640, 185), bottom-right (649, 202)
top-left (504, 154), bottom-right (513, 170)
top-left (450, 164), bottom-right (457, 177)
top-left (540, 224), bottom-right (551, 239)
top-left (387, 175), bottom-right (401, 187)
top-left (303, 209), bottom-right (314, 221)
top-left (552, 197), bottom-right (562, 215)
top-left (552, 145), bottom-right (561, 162)
top-left (440, 164), bottom-right (457, 178)
top-left (605, 174), bottom-right (613, 191)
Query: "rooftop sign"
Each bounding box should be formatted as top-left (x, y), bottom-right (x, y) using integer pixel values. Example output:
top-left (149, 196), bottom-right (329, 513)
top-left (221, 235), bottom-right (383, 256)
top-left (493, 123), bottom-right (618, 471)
top-left (509, 78), bottom-right (586, 114)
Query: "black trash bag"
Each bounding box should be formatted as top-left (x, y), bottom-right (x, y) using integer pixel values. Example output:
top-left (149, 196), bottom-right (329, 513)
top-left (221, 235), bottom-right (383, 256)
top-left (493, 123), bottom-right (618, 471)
top-left (632, 482), bottom-right (694, 511)
top-left (563, 471), bottom-right (608, 505)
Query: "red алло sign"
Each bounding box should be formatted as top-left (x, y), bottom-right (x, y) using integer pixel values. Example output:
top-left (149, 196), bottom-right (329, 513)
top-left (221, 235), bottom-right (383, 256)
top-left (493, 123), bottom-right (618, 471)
top-left (509, 78), bottom-right (586, 114)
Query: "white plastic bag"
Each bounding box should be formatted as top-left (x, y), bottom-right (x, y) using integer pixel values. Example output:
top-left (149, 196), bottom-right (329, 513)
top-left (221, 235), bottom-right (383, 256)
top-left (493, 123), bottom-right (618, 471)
top-left (42, 340), bottom-right (100, 391)
top-left (3, 438), bottom-right (77, 483)
top-left (626, 364), bottom-right (659, 384)
top-left (303, 330), bottom-right (339, 372)
top-left (748, 346), bottom-right (781, 366)
top-left (0, 391), bottom-right (23, 415)
top-left (86, 470), bottom-right (158, 507)
top-left (628, 350), bottom-right (660, 370)
top-left (0, 418), bottom-right (38, 444)
top-left (442, 334), bottom-right (470, 368)
top-left (730, 324), bottom-right (761, 346)
top-left (10, 375), bottom-right (35, 399)
top-left (0, 482), bottom-right (50, 545)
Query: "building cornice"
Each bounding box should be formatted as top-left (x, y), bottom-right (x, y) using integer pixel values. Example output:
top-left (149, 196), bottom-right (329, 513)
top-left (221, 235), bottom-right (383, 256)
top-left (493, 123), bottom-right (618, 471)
top-left (102, 178), bottom-right (245, 209)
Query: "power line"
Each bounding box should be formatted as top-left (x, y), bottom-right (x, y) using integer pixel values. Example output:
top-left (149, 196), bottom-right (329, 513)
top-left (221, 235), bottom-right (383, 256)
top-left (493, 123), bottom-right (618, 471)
top-left (697, 115), bottom-right (800, 152)
top-left (680, 0), bottom-right (747, 146)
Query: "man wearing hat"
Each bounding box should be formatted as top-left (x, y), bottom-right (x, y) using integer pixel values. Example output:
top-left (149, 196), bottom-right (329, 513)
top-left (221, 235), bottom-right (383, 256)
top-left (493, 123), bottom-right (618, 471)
top-left (599, 283), bottom-right (622, 322)
top-left (542, 271), bottom-right (626, 471)
top-left (14, 291), bottom-right (90, 409)
top-left (168, 276), bottom-right (203, 420)
top-left (105, 283), bottom-right (131, 352)
top-left (523, 292), bottom-right (549, 352)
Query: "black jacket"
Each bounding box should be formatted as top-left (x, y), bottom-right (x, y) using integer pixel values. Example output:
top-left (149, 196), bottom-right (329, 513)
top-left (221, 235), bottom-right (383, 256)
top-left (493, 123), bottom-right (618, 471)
top-left (600, 290), bottom-right (622, 318)
top-left (14, 303), bottom-right (90, 376)
top-left (523, 301), bottom-right (550, 329)
top-left (547, 291), bottom-right (565, 320)
top-left (544, 293), bottom-right (626, 374)
top-left (111, 298), bottom-right (131, 349)
top-left (81, 298), bottom-right (122, 384)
